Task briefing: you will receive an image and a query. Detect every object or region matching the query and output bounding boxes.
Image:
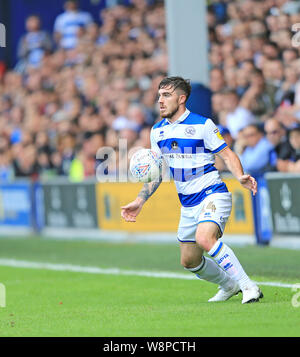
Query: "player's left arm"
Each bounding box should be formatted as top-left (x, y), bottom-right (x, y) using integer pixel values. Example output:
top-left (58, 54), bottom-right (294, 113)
top-left (217, 146), bottom-right (257, 195)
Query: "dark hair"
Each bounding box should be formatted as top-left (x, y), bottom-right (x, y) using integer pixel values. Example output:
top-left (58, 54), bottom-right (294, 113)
top-left (289, 123), bottom-right (300, 134)
top-left (26, 14), bottom-right (41, 21)
top-left (221, 88), bottom-right (238, 97)
top-left (245, 123), bottom-right (264, 134)
top-left (251, 68), bottom-right (264, 77)
top-left (158, 76), bottom-right (192, 102)
top-left (265, 41), bottom-right (279, 49)
top-left (283, 47), bottom-right (298, 54)
top-left (64, 0), bottom-right (79, 7)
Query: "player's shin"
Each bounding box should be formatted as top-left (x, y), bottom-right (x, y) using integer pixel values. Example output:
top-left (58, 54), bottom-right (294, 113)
top-left (185, 256), bottom-right (236, 291)
top-left (207, 241), bottom-right (253, 290)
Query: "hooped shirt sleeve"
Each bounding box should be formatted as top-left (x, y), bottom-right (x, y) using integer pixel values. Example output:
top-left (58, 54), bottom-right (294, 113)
top-left (203, 119), bottom-right (228, 154)
top-left (150, 127), bottom-right (162, 155)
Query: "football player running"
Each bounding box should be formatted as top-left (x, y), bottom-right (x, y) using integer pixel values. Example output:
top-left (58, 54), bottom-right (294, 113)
top-left (121, 76), bottom-right (263, 304)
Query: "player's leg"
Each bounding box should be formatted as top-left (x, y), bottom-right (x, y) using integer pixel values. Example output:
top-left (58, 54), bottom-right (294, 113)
top-left (196, 209), bottom-right (263, 303)
top-left (179, 242), bottom-right (237, 293)
top-left (195, 221), bottom-right (251, 285)
top-left (186, 222), bottom-right (240, 302)
top-left (177, 204), bottom-right (238, 298)
top-left (196, 192), bottom-right (263, 303)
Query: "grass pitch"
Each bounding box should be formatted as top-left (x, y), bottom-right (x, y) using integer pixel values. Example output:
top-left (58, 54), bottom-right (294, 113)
top-left (0, 236), bottom-right (299, 337)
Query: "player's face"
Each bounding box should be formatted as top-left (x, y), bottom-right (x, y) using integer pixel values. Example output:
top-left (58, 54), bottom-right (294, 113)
top-left (158, 86), bottom-right (181, 119)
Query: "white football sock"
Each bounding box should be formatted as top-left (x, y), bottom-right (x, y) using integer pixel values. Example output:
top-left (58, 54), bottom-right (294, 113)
top-left (185, 256), bottom-right (236, 291)
top-left (207, 241), bottom-right (253, 291)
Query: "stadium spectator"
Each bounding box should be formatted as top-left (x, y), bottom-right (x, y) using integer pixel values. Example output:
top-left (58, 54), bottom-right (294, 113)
top-left (277, 123), bottom-right (300, 172)
top-left (239, 123), bottom-right (274, 176)
top-left (35, 131), bottom-right (53, 157)
top-left (0, 0), bottom-right (166, 182)
top-left (221, 90), bottom-right (256, 139)
top-left (239, 68), bottom-right (277, 119)
top-left (16, 15), bottom-right (53, 73)
top-left (37, 149), bottom-right (54, 178)
top-left (210, 68), bottom-right (225, 93)
top-left (12, 144), bottom-right (39, 179)
top-left (264, 118), bottom-right (294, 171)
top-left (53, 0), bottom-right (94, 50)
top-left (204, 0), bottom-right (300, 175)
top-left (0, 149), bottom-right (14, 182)
top-left (282, 48), bottom-right (298, 66)
top-left (288, 123), bottom-right (300, 162)
top-left (2, 0), bottom-right (300, 181)
top-left (211, 91), bottom-right (224, 124)
top-left (275, 65), bottom-right (299, 107)
top-left (56, 132), bottom-right (77, 176)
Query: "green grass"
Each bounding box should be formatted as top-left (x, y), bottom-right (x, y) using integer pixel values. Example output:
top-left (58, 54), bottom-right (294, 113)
top-left (0, 236), bottom-right (300, 337)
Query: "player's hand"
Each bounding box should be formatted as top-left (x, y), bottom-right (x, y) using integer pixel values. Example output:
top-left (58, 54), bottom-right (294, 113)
top-left (238, 174), bottom-right (257, 196)
top-left (121, 198), bottom-right (145, 222)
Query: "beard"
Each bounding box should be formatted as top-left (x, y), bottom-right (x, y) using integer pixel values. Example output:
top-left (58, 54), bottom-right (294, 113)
top-left (160, 105), bottom-right (179, 119)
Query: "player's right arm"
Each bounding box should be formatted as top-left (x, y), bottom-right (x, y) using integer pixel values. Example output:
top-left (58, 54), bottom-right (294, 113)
top-left (121, 127), bottom-right (162, 222)
top-left (121, 178), bottom-right (162, 222)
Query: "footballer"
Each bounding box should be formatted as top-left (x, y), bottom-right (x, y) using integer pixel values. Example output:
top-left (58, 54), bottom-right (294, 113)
top-left (121, 76), bottom-right (263, 304)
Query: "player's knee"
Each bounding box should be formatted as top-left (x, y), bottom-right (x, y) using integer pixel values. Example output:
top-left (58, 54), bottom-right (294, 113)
top-left (181, 256), bottom-right (205, 272)
top-left (196, 235), bottom-right (216, 252)
top-left (180, 256), bottom-right (200, 269)
top-left (180, 258), bottom-right (193, 269)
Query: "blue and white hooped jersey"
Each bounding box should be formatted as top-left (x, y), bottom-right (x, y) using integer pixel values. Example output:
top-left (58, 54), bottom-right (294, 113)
top-left (54, 11), bottom-right (93, 49)
top-left (151, 109), bottom-right (229, 207)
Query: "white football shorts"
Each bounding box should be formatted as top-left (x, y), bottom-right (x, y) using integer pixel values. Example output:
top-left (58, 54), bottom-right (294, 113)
top-left (177, 192), bottom-right (232, 243)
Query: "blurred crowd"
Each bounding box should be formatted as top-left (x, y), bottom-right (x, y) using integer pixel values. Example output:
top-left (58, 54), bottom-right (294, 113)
top-left (208, 0), bottom-right (300, 175)
top-left (0, 0), bottom-right (166, 181)
top-left (0, 0), bottom-right (299, 183)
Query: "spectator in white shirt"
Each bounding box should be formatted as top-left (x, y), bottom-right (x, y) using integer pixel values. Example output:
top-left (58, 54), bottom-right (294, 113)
top-left (223, 90), bottom-right (256, 139)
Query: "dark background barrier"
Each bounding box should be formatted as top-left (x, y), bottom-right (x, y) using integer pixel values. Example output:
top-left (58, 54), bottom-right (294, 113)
top-left (42, 180), bottom-right (98, 230)
top-left (266, 173), bottom-right (300, 237)
top-left (0, 174), bottom-right (299, 242)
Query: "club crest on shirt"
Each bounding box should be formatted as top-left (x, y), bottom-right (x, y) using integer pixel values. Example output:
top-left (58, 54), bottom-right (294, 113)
top-left (184, 126), bottom-right (196, 137)
top-left (171, 141), bottom-right (178, 150)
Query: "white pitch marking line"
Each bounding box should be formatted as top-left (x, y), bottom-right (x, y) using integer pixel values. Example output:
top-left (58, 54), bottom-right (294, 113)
top-left (0, 258), bottom-right (295, 289)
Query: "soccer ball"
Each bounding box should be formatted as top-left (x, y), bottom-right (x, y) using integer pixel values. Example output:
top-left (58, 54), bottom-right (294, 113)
top-left (130, 149), bottom-right (162, 183)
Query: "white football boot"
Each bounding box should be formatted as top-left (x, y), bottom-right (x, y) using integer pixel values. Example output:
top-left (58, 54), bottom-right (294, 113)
top-left (242, 284), bottom-right (264, 304)
top-left (208, 281), bottom-right (241, 302)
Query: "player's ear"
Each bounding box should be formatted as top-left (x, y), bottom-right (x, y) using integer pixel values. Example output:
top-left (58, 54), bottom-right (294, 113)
top-left (179, 94), bottom-right (187, 105)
